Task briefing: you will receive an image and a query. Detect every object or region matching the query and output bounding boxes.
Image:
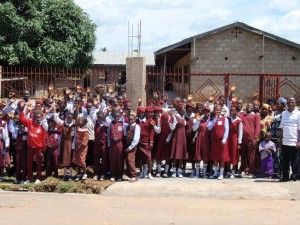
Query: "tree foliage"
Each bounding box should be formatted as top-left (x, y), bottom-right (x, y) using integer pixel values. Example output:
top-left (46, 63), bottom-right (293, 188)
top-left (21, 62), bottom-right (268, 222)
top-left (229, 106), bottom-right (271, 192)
top-left (0, 0), bottom-right (96, 68)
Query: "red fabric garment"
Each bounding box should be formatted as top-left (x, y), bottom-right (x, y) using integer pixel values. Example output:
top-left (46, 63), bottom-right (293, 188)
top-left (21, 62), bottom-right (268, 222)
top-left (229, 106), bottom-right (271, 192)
top-left (186, 116), bottom-right (196, 161)
top-left (27, 146), bottom-right (43, 180)
top-left (137, 118), bottom-right (154, 161)
top-left (210, 116), bottom-right (230, 162)
top-left (110, 121), bottom-right (123, 141)
top-left (228, 117), bottom-right (241, 165)
top-left (137, 141), bottom-right (151, 161)
top-left (72, 128), bottom-right (89, 168)
top-left (94, 121), bottom-right (107, 145)
top-left (126, 125), bottom-right (136, 147)
top-left (109, 121), bottom-right (124, 177)
top-left (93, 121), bottom-right (108, 176)
top-left (195, 118), bottom-right (210, 162)
top-left (45, 130), bottom-right (60, 150)
top-left (242, 113), bottom-right (261, 141)
top-left (93, 142), bottom-right (108, 176)
top-left (45, 147), bottom-right (58, 178)
top-left (109, 140), bottom-right (124, 177)
top-left (154, 114), bottom-right (171, 161)
top-left (59, 123), bottom-right (75, 167)
top-left (20, 111), bottom-right (47, 149)
top-left (125, 124), bottom-right (137, 178)
top-left (170, 115), bottom-right (188, 160)
top-left (137, 118), bottom-right (154, 143)
top-left (15, 132), bottom-right (27, 181)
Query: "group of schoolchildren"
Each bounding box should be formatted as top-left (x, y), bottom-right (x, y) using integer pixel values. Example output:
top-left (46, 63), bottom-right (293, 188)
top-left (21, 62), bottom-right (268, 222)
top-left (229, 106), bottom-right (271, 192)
top-left (0, 84), bottom-right (290, 184)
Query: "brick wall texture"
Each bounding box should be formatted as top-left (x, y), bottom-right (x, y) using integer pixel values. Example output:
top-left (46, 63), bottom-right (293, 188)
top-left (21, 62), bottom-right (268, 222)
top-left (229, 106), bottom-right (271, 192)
top-left (186, 28), bottom-right (300, 103)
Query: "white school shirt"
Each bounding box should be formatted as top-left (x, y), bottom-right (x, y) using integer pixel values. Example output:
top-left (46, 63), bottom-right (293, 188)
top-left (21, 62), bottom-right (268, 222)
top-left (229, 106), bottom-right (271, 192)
top-left (127, 123), bottom-right (141, 151)
top-left (0, 121), bottom-right (10, 147)
top-left (8, 119), bottom-right (18, 140)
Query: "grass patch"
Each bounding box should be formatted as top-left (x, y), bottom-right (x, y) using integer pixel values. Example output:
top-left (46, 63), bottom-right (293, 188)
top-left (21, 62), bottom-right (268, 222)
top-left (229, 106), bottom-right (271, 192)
top-left (0, 176), bottom-right (112, 194)
top-left (57, 181), bottom-right (83, 193)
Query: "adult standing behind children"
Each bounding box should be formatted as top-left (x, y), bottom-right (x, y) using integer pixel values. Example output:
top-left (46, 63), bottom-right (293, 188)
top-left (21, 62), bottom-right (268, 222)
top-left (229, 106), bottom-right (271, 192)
top-left (240, 103), bottom-right (260, 178)
top-left (278, 97), bottom-right (300, 182)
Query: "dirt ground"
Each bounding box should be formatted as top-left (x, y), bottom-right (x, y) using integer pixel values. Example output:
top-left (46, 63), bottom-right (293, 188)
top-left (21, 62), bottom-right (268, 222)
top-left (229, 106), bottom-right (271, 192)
top-left (0, 191), bottom-right (299, 225)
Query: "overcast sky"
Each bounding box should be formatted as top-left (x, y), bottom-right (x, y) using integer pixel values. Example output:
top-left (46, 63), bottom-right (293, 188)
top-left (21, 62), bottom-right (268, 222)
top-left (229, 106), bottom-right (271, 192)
top-left (74, 0), bottom-right (300, 53)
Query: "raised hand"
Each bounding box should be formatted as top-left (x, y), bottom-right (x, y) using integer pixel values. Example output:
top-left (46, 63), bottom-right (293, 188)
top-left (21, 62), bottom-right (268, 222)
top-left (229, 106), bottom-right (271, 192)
top-left (230, 84), bottom-right (236, 92)
top-left (137, 96), bottom-right (142, 103)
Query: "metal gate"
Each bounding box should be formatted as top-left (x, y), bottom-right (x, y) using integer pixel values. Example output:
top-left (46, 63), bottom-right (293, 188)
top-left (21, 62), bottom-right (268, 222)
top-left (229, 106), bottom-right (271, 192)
top-left (146, 68), bottom-right (300, 104)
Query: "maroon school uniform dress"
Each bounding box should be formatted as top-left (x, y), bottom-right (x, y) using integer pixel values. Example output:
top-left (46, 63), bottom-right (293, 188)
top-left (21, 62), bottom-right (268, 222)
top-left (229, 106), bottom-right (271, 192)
top-left (152, 118), bottom-right (159, 159)
top-left (45, 129), bottom-right (60, 177)
top-left (195, 118), bottom-right (210, 162)
top-left (228, 117), bottom-right (242, 165)
top-left (72, 127), bottom-right (89, 168)
top-left (137, 118), bottom-right (154, 161)
top-left (59, 123), bottom-right (75, 167)
top-left (186, 116), bottom-right (196, 161)
top-left (210, 116), bottom-right (230, 162)
top-left (93, 121), bottom-right (108, 176)
top-left (154, 113), bottom-right (171, 162)
top-left (0, 122), bottom-right (10, 167)
top-left (109, 120), bottom-right (124, 178)
top-left (170, 115), bottom-right (188, 160)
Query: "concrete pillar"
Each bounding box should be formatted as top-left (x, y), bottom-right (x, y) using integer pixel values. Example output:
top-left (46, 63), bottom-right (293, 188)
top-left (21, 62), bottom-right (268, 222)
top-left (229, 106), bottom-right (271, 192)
top-left (126, 57), bottom-right (146, 109)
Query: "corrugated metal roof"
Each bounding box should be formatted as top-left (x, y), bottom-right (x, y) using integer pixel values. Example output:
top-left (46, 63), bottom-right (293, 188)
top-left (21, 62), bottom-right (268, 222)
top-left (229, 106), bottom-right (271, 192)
top-left (155, 21), bottom-right (300, 55)
top-left (93, 52), bottom-right (155, 65)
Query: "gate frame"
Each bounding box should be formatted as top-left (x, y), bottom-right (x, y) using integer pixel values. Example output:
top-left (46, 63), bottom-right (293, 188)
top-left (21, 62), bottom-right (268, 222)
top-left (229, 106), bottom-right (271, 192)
top-left (146, 71), bottom-right (300, 104)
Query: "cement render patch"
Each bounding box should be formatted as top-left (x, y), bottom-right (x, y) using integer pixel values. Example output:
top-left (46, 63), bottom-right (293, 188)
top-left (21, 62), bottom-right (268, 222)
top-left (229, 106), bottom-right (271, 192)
top-left (102, 178), bottom-right (296, 200)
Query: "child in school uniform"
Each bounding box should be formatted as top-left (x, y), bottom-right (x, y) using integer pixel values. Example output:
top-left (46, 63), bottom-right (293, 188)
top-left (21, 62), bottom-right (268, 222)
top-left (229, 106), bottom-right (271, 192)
top-left (125, 114), bottom-right (140, 182)
top-left (72, 117), bottom-right (89, 181)
top-left (208, 105), bottom-right (230, 180)
top-left (44, 119), bottom-right (60, 178)
top-left (228, 106), bottom-right (243, 178)
top-left (169, 103), bottom-right (188, 178)
top-left (19, 101), bottom-right (47, 184)
top-left (192, 105), bottom-right (211, 178)
top-left (154, 111), bottom-right (172, 178)
top-left (93, 111), bottom-right (109, 181)
top-left (53, 112), bottom-right (75, 181)
top-left (185, 103), bottom-right (197, 177)
top-left (258, 131), bottom-right (276, 178)
top-left (136, 107), bottom-right (155, 180)
top-left (15, 124), bottom-right (27, 184)
top-left (0, 110), bottom-right (10, 182)
top-left (108, 110), bottom-right (125, 182)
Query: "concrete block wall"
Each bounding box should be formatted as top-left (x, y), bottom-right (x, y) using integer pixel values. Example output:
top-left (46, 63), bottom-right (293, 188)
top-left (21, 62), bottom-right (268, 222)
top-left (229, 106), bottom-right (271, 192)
top-left (229, 75), bottom-right (260, 103)
top-left (188, 28), bottom-right (300, 102)
top-left (190, 75), bottom-right (224, 102)
top-left (126, 57), bottom-right (146, 109)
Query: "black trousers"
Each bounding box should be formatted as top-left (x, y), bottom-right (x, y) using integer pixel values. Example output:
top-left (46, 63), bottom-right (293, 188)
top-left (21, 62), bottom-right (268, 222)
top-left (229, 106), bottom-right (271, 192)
top-left (282, 145), bottom-right (299, 180)
top-left (86, 140), bottom-right (94, 167)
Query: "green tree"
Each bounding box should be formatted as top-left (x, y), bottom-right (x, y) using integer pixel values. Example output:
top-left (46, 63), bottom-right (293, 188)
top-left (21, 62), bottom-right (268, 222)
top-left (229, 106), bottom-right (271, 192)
top-left (0, 0), bottom-right (96, 68)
